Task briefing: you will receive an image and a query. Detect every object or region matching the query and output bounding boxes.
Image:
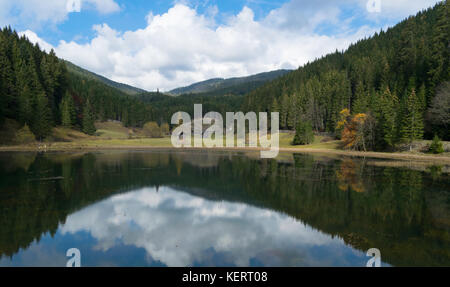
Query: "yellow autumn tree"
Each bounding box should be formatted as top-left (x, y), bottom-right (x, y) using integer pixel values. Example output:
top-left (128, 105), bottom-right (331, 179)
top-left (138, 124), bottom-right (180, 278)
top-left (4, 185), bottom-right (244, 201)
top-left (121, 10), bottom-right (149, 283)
top-left (338, 110), bottom-right (374, 151)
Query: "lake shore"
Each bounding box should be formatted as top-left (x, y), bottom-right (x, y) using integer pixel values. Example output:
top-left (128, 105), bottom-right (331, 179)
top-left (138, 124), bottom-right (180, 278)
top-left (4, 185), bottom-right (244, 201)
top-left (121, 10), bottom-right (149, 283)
top-left (1, 141), bottom-right (449, 163)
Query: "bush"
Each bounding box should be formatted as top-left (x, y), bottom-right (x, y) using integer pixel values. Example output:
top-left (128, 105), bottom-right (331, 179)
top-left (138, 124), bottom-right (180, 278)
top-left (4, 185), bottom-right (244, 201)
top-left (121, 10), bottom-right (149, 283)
top-left (14, 124), bottom-right (36, 144)
top-left (429, 134), bottom-right (444, 154)
top-left (293, 121), bottom-right (314, 145)
top-left (160, 123), bottom-right (170, 136)
top-left (143, 122), bottom-right (163, 138)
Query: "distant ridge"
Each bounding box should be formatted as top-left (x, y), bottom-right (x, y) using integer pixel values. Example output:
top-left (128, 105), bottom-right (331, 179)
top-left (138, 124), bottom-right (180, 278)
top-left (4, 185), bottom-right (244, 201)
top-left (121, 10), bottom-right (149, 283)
top-left (64, 61), bottom-right (148, 95)
top-left (169, 69), bottom-right (292, 96)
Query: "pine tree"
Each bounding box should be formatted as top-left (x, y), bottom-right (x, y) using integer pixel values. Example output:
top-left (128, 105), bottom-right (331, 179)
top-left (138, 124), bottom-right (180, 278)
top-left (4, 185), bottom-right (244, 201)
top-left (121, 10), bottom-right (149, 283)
top-left (82, 99), bottom-right (96, 135)
top-left (31, 92), bottom-right (52, 140)
top-left (293, 121), bottom-right (314, 145)
top-left (380, 87), bottom-right (398, 148)
top-left (0, 36), bottom-right (16, 117)
top-left (271, 97), bottom-right (279, 112)
top-left (399, 89), bottom-right (424, 150)
top-left (429, 134), bottom-right (444, 154)
top-left (417, 83), bottom-right (426, 113)
top-left (287, 94), bottom-right (298, 129)
top-left (18, 85), bottom-right (33, 125)
top-left (429, 0), bottom-right (450, 89)
top-left (352, 81), bottom-right (368, 114)
top-left (280, 94), bottom-right (289, 129)
top-left (60, 93), bottom-right (76, 128)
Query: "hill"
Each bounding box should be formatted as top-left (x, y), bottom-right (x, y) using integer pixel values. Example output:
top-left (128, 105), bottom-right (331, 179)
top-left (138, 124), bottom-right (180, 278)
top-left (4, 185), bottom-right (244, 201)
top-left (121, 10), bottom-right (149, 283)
top-left (0, 26), bottom-right (156, 143)
top-left (243, 1), bottom-right (449, 149)
top-left (169, 69), bottom-right (291, 96)
top-left (64, 60), bottom-right (147, 95)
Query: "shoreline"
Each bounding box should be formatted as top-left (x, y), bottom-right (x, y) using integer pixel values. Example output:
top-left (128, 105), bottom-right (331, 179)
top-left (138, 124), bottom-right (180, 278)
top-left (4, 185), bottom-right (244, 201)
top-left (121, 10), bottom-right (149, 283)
top-left (1, 144), bottom-right (449, 163)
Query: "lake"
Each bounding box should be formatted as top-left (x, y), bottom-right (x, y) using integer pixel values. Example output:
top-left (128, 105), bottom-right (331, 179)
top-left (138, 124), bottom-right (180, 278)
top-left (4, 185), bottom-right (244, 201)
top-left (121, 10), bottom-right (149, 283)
top-left (0, 150), bottom-right (448, 267)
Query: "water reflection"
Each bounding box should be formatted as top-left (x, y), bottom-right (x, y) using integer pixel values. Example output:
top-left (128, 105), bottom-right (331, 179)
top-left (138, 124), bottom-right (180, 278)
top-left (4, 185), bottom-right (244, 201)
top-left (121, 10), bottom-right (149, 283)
top-left (0, 151), bottom-right (448, 266)
top-left (56, 187), bottom-right (366, 267)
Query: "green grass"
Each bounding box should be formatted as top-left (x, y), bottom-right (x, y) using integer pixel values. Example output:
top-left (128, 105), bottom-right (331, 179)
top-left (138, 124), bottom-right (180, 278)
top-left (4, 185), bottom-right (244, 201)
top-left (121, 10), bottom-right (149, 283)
top-left (279, 133), bottom-right (341, 149)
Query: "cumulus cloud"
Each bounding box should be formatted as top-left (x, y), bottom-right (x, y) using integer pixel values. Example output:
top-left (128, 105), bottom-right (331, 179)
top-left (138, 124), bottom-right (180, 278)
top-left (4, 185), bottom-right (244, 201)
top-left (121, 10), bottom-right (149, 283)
top-left (16, 0), bottom-right (442, 91)
top-left (27, 4), bottom-right (375, 91)
top-left (0, 0), bottom-right (120, 28)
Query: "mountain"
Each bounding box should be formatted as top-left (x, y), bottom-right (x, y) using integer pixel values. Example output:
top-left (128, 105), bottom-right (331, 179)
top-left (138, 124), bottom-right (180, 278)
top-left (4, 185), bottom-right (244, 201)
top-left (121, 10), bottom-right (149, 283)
top-left (64, 61), bottom-right (147, 95)
top-left (169, 69), bottom-right (291, 96)
top-left (0, 26), bottom-right (156, 142)
top-left (243, 1), bottom-right (449, 146)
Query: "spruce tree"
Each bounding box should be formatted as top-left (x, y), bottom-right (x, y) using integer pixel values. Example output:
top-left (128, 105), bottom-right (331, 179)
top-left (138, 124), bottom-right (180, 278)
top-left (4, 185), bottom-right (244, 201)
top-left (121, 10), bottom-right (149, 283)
top-left (60, 93), bottom-right (76, 128)
top-left (280, 94), bottom-right (289, 129)
top-left (429, 0), bottom-right (450, 88)
top-left (31, 92), bottom-right (52, 140)
top-left (82, 100), bottom-right (96, 135)
top-left (293, 121), bottom-right (314, 145)
top-left (271, 97), bottom-right (279, 112)
top-left (18, 85), bottom-right (33, 125)
top-left (352, 81), bottom-right (368, 114)
top-left (287, 94), bottom-right (298, 129)
top-left (399, 89), bottom-right (424, 150)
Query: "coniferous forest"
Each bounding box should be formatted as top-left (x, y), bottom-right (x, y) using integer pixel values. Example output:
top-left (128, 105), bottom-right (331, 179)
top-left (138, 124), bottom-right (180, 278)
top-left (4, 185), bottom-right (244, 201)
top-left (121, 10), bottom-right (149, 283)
top-left (0, 1), bottom-right (449, 151)
top-left (244, 1), bottom-right (449, 149)
top-left (0, 27), bottom-right (156, 140)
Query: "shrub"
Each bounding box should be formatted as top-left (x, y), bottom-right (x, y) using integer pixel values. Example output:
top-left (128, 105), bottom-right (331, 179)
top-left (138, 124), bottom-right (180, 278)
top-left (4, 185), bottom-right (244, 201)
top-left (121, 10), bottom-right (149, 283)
top-left (14, 124), bottom-right (36, 144)
top-left (160, 123), bottom-right (170, 136)
top-left (429, 134), bottom-right (444, 154)
top-left (293, 121), bottom-right (314, 145)
top-left (143, 122), bottom-right (163, 138)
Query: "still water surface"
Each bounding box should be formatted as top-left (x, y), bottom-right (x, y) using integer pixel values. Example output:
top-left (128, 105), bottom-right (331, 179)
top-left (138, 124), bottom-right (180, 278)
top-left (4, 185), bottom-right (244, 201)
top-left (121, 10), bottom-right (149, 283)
top-left (0, 151), bottom-right (448, 267)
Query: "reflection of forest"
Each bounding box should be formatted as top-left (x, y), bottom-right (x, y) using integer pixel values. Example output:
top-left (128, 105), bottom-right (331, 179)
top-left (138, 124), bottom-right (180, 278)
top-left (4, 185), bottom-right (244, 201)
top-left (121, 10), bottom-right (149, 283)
top-left (0, 151), bottom-right (449, 266)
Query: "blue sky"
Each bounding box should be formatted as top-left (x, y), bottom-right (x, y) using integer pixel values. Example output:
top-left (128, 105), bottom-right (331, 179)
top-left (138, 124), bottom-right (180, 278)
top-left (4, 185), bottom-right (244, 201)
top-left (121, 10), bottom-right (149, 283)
top-left (0, 0), bottom-right (442, 90)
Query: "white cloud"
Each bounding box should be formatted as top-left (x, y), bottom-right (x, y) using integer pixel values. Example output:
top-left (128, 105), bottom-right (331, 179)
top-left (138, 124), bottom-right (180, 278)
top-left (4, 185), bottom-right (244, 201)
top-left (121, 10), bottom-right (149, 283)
top-left (61, 187), bottom-right (356, 267)
top-left (16, 1), bottom-right (442, 91)
top-left (0, 0), bottom-right (120, 28)
top-left (27, 4), bottom-right (374, 91)
top-left (19, 30), bottom-right (54, 52)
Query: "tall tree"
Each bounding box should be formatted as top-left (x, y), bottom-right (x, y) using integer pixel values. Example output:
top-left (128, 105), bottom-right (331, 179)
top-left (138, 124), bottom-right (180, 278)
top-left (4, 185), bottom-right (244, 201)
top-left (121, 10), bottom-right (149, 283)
top-left (31, 92), bottom-right (52, 140)
top-left (280, 94), bottom-right (289, 129)
top-left (399, 89), bottom-right (424, 150)
top-left (60, 93), bottom-right (76, 128)
top-left (82, 99), bottom-right (96, 135)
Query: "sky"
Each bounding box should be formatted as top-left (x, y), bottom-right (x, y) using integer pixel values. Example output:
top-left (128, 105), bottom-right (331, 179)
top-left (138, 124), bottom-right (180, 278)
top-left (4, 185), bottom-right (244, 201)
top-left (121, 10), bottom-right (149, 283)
top-left (0, 0), bottom-right (442, 91)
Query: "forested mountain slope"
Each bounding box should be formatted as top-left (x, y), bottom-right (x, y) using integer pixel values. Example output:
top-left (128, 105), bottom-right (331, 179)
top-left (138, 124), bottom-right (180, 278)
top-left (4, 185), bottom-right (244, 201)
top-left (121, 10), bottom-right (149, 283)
top-left (169, 69), bottom-right (291, 96)
top-left (0, 27), bottom-right (156, 141)
top-left (64, 61), bottom-right (147, 95)
top-left (243, 1), bottom-right (449, 147)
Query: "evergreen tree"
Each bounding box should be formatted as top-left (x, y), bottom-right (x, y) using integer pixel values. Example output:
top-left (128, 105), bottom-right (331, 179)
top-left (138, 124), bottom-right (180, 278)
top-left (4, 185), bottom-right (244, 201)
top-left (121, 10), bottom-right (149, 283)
top-left (429, 0), bottom-right (450, 89)
top-left (380, 87), bottom-right (398, 148)
top-left (287, 94), bottom-right (298, 129)
top-left (429, 134), bottom-right (444, 154)
top-left (31, 92), bottom-right (52, 140)
top-left (82, 100), bottom-right (96, 135)
top-left (60, 93), bottom-right (76, 128)
top-left (352, 81), bottom-right (368, 114)
top-left (271, 97), bottom-right (279, 113)
top-left (417, 83), bottom-right (427, 113)
top-left (280, 94), bottom-right (289, 129)
top-left (293, 121), bottom-right (314, 145)
top-left (18, 85), bottom-right (33, 125)
top-left (399, 89), bottom-right (424, 150)
top-left (0, 36), bottom-right (15, 117)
